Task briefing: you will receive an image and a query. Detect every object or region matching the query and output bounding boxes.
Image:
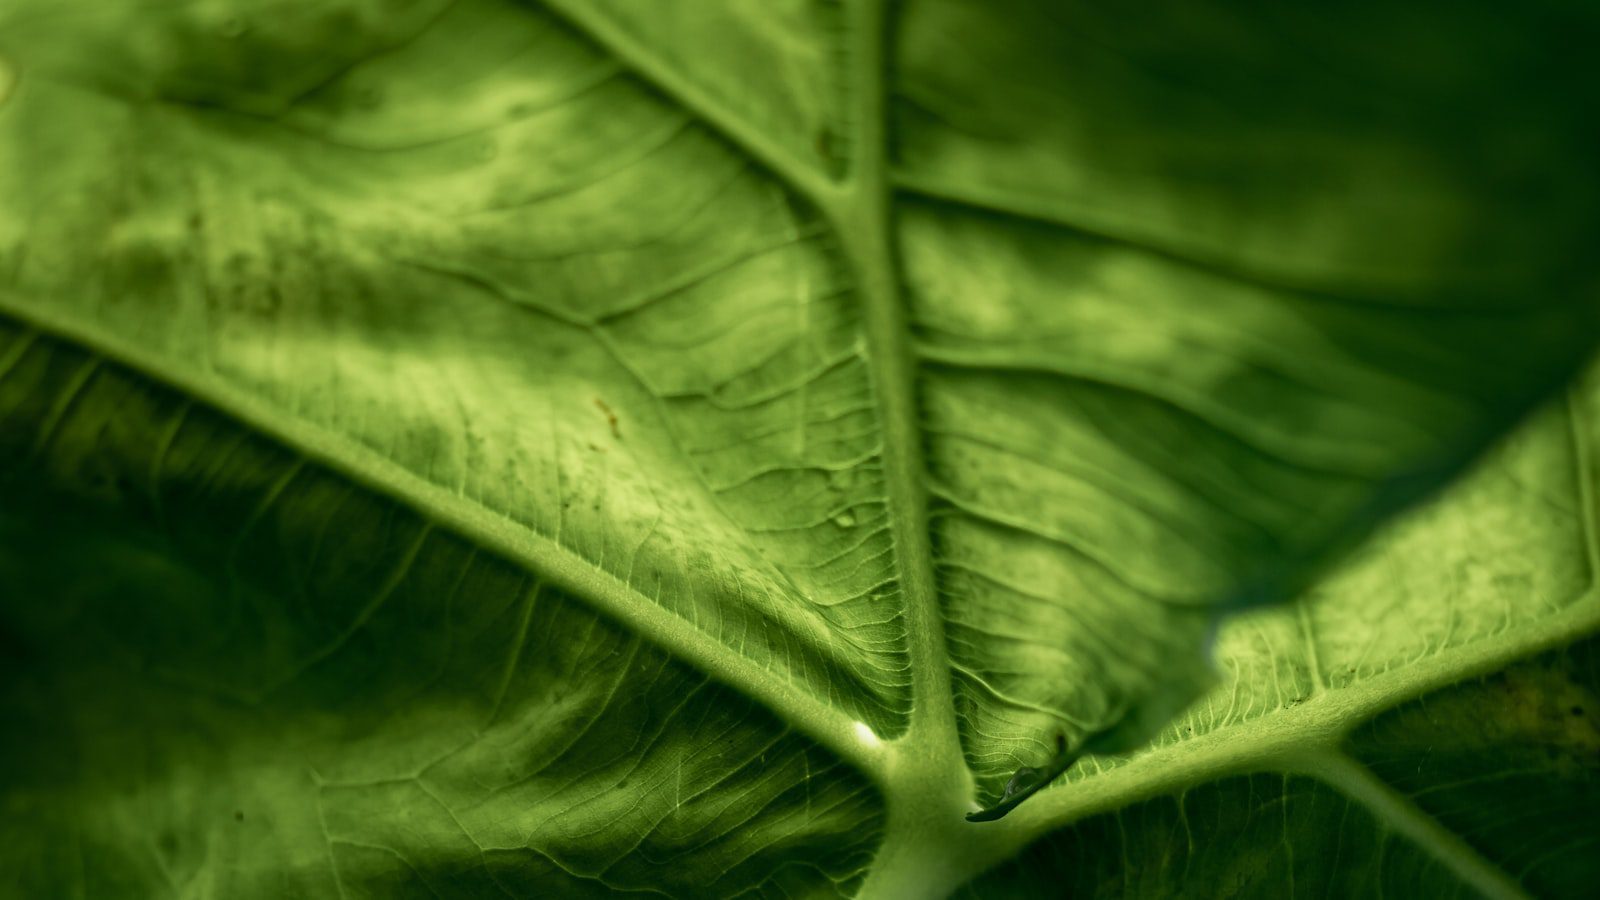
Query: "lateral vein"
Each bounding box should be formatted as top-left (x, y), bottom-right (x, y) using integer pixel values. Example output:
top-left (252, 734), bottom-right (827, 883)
top-left (537, 0), bottom-right (840, 212)
top-left (0, 294), bottom-right (889, 784)
top-left (1292, 749), bottom-right (1531, 900)
top-left (994, 590), bottom-right (1600, 862)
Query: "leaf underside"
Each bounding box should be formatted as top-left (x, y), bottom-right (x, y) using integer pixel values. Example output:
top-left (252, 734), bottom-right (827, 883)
top-left (1, 1), bottom-right (1598, 897)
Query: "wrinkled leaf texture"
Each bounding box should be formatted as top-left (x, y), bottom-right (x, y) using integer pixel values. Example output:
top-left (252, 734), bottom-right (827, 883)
top-left (1, 1), bottom-right (1598, 897)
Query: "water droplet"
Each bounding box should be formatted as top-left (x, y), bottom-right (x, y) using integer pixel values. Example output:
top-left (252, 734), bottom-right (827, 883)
top-left (831, 509), bottom-right (856, 528)
top-left (217, 16), bottom-right (247, 38)
top-left (851, 721), bottom-right (881, 747)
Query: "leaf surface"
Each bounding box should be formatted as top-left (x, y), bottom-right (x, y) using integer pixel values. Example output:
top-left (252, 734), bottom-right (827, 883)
top-left (1, 1), bottom-right (1597, 896)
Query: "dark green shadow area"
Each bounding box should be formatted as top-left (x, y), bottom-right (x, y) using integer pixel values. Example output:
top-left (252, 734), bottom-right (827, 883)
top-left (0, 317), bottom-right (884, 898)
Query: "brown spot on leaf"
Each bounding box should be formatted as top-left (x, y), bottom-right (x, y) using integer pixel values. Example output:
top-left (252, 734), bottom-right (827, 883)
top-left (593, 398), bottom-right (620, 439)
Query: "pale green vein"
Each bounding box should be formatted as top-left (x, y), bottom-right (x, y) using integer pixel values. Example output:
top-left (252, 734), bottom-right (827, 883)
top-left (894, 171), bottom-right (1578, 310)
top-left (1294, 749), bottom-right (1531, 900)
top-left (846, 1), bottom-right (979, 895)
top-left (537, 0), bottom-right (841, 210)
top-left (992, 589), bottom-right (1600, 865)
top-left (0, 325), bottom-right (37, 378)
top-left (1297, 603), bottom-right (1328, 694)
top-left (833, 0), bottom-right (959, 762)
top-left (892, 171), bottom-right (1354, 300)
top-left (0, 292), bottom-right (888, 784)
top-left (26, 356), bottom-right (99, 459)
top-left (538, 0), bottom-right (963, 791)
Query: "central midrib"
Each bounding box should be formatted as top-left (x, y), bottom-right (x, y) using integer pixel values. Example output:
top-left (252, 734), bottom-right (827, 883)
top-left (454, 0), bottom-right (990, 880)
top-left (828, 0), bottom-right (966, 772)
top-left (541, 0), bottom-right (972, 795)
top-left (823, 4), bottom-right (997, 896)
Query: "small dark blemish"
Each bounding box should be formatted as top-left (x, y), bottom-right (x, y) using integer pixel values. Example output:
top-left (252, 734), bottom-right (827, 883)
top-left (234, 810), bottom-right (244, 822)
top-left (814, 130), bottom-right (833, 159)
top-left (1573, 706), bottom-right (1585, 717)
top-left (593, 398), bottom-right (620, 439)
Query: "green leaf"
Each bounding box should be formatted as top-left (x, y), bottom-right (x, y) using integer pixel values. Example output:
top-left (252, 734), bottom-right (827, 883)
top-left (1, 1), bottom-right (1597, 896)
